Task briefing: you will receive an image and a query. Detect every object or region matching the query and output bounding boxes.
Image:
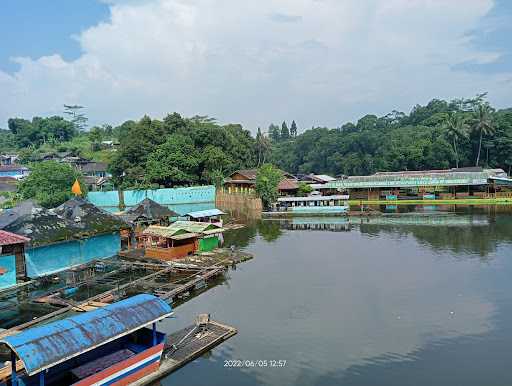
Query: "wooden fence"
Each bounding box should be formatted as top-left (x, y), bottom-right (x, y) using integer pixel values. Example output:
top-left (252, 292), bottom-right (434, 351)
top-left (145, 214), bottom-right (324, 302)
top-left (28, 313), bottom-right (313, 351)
top-left (216, 190), bottom-right (262, 214)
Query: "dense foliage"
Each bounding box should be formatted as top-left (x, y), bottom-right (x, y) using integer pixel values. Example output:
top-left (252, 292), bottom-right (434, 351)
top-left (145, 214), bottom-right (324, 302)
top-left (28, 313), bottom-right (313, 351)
top-left (269, 96), bottom-right (512, 176)
top-left (18, 161), bottom-right (87, 208)
top-left (255, 164), bottom-right (283, 209)
top-left (3, 94), bottom-right (512, 195)
top-left (109, 114), bottom-right (257, 188)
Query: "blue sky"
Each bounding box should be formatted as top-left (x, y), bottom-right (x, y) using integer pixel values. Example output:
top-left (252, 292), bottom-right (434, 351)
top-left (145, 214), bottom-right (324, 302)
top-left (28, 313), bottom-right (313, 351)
top-left (0, 0), bottom-right (109, 73)
top-left (0, 0), bottom-right (511, 131)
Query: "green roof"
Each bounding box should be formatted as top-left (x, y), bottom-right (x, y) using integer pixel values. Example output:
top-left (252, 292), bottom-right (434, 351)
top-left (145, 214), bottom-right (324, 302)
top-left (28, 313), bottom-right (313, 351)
top-left (143, 221), bottom-right (223, 239)
top-left (168, 221), bottom-right (222, 234)
top-left (324, 169), bottom-right (504, 189)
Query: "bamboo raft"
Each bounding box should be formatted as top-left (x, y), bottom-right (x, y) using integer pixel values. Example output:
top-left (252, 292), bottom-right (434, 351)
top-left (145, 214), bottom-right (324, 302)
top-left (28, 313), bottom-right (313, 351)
top-left (132, 319), bottom-right (237, 386)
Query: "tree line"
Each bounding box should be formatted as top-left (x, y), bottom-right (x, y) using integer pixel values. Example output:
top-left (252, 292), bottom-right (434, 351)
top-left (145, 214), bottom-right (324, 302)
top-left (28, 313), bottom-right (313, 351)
top-left (270, 94), bottom-right (512, 176)
top-left (2, 94), bottom-right (512, 197)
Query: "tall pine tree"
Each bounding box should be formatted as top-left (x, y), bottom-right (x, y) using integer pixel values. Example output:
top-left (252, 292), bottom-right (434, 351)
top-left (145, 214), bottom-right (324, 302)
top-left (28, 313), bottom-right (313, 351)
top-left (269, 123), bottom-right (280, 142)
top-left (290, 120), bottom-right (298, 137)
top-left (281, 121), bottom-right (290, 140)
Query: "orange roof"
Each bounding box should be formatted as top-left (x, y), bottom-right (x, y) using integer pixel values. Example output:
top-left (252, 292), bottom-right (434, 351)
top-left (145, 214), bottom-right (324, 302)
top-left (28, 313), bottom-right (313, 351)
top-left (0, 230), bottom-right (30, 246)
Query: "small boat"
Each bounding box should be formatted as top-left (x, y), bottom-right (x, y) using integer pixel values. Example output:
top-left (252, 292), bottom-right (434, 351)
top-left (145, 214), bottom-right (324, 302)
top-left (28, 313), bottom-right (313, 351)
top-left (1, 294), bottom-right (172, 386)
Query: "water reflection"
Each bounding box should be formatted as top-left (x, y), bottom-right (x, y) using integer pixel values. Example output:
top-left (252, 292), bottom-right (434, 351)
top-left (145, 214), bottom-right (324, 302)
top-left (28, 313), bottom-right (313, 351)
top-left (262, 209), bottom-right (512, 258)
top-left (157, 206), bottom-right (512, 386)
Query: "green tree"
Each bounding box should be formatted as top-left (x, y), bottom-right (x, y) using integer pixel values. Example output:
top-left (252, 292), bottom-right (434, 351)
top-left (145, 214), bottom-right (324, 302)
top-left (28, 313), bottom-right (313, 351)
top-left (269, 123), bottom-right (280, 142)
top-left (290, 120), bottom-right (298, 137)
top-left (281, 121), bottom-right (290, 140)
top-left (18, 161), bottom-right (87, 208)
top-left (163, 112), bottom-right (187, 134)
top-left (144, 134), bottom-right (200, 186)
top-left (443, 112), bottom-right (467, 168)
top-left (256, 127), bottom-right (272, 166)
top-left (472, 103), bottom-right (495, 166)
top-left (297, 182), bottom-right (313, 196)
top-left (255, 164), bottom-right (282, 209)
top-left (63, 104), bottom-right (88, 131)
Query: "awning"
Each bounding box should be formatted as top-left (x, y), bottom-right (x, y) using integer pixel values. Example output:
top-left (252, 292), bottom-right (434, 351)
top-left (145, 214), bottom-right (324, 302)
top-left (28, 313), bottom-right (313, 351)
top-left (0, 294), bottom-right (172, 376)
top-left (186, 209), bottom-right (225, 218)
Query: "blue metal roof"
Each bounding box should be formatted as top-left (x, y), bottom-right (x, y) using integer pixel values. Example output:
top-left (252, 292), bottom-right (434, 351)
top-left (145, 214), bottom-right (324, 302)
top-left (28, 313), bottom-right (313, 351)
top-left (0, 294), bottom-right (172, 376)
top-left (186, 208), bottom-right (225, 218)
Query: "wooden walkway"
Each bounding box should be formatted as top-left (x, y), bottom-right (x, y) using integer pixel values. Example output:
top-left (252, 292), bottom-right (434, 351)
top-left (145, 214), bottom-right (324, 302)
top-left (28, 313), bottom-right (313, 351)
top-left (132, 320), bottom-right (237, 386)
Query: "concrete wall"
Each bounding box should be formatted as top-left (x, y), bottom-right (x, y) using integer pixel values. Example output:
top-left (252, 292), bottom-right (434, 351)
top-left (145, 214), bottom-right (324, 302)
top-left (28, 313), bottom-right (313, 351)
top-left (87, 186), bottom-right (216, 214)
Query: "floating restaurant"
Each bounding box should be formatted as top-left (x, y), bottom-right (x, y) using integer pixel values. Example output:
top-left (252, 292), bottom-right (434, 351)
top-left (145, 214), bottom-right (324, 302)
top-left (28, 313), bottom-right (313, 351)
top-left (271, 195), bottom-right (349, 215)
top-left (323, 167), bottom-right (512, 201)
top-left (0, 294), bottom-right (171, 386)
top-left (137, 221), bottom-right (225, 261)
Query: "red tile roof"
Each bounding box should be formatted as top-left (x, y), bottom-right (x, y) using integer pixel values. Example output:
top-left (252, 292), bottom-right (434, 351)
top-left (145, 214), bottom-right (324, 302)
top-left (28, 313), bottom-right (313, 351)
top-left (0, 230), bottom-right (30, 246)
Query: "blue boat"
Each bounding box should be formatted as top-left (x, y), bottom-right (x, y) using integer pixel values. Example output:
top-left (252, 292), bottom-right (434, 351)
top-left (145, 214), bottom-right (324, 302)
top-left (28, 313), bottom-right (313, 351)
top-left (0, 294), bottom-right (172, 386)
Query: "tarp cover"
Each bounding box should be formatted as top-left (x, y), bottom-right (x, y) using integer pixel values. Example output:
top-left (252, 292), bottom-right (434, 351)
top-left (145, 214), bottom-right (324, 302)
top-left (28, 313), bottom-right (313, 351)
top-left (0, 294), bottom-right (172, 375)
top-left (0, 254), bottom-right (16, 289)
top-left (25, 233), bottom-right (121, 278)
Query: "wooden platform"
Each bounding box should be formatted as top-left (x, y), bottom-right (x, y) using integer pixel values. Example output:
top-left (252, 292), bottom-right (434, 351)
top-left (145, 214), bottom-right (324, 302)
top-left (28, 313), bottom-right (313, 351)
top-left (132, 320), bottom-right (237, 386)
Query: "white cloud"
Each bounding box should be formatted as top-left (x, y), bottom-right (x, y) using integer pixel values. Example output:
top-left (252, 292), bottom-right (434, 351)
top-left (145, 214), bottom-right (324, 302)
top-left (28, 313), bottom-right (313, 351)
top-left (0, 0), bottom-right (510, 132)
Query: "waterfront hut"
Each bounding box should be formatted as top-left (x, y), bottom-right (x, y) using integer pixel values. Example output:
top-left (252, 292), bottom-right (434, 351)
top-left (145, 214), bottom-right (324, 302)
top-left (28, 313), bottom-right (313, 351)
top-left (122, 198), bottom-right (179, 229)
top-left (138, 225), bottom-right (199, 261)
top-left (0, 294), bottom-right (172, 386)
top-left (0, 198), bottom-right (130, 279)
top-left (169, 221), bottom-right (225, 252)
top-left (323, 167), bottom-right (512, 201)
top-left (185, 208), bottom-right (225, 226)
top-left (223, 169), bottom-right (299, 196)
top-left (0, 230), bottom-right (30, 289)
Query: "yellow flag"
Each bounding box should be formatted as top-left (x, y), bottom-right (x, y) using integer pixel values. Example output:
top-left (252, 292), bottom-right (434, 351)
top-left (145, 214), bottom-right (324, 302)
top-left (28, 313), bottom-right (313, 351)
top-left (71, 179), bottom-right (82, 196)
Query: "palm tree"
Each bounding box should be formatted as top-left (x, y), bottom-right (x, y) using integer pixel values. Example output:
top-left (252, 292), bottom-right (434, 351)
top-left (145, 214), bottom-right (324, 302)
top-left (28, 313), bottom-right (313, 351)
top-left (444, 112), bottom-right (467, 168)
top-left (472, 103), bottom-right (495, 166)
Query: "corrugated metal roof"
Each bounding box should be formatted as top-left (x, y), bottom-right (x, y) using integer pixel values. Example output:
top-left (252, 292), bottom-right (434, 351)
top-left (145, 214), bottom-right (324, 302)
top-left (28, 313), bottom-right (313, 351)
top-left (170, 232), bottom-right (199, 240)
top-left (278, 178), bottom-right (299, 191)
top-left (142, 225), bottom-right (181, 238)
top-left (0, 230), bottom-right (30, 246)
top-left (325, 169), bottom-right (503, 189)
top-left (0, 294), bottom-right (172, 376)
top-left (202, 228), bottom-right (225, 235)
top-left (169, 221), bottom-right (222, 234)
top-left (186, 209), bottom-right (225, 218)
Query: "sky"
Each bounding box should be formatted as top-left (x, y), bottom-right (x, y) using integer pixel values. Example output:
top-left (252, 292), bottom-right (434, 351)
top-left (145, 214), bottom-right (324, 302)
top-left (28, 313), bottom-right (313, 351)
top-left (0, 0), bottom-right (511, 133)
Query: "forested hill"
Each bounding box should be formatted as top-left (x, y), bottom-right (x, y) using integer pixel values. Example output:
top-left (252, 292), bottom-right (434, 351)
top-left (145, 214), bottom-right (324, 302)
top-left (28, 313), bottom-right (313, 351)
top-left (270, 96), bottom-right (512, 176)
top-left (2, 94), bottom-right (512, 189)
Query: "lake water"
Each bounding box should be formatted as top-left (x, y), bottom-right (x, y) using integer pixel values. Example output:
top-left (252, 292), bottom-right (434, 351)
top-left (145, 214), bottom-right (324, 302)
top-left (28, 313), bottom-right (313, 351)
top-left (157, 205), bottom-right (512, 386)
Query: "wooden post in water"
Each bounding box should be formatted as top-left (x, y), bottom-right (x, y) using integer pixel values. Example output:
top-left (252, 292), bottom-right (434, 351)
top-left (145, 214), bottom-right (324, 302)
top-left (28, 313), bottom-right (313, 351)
top-left (10, 351), bottom-right (17, 386)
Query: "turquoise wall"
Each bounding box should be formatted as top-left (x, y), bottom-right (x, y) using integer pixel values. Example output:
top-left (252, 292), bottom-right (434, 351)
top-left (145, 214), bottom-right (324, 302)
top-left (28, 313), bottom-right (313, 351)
top-left (87, 186), bottom-right (216, 215)
top-left (0, 255), bottom-right (17, 289)
top-left (25, 233), bottom-right (121, 278)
